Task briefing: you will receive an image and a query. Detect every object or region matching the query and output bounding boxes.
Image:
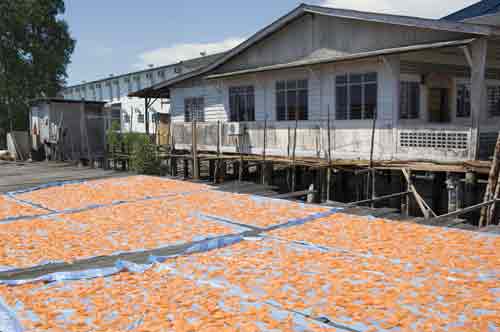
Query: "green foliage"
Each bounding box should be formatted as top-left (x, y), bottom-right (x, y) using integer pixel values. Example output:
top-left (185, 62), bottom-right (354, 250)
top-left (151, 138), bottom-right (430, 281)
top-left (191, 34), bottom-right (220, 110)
top-left (0, 0), bottom-right (75, 131)
top-left (107, 131), bottom-right (160, 175)
top-left (106, 122), bottom-right (121, 156)
top-left (128, 135), bottom-right (161, 175)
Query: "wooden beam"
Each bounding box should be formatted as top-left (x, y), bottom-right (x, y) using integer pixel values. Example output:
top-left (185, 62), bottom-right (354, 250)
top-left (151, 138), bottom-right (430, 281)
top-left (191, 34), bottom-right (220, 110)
top-left (480, 132), bottom-right (500, 227)
top-left (192, 119), bottom-right (199, 180)
top-left (432, 199), bottom-right (500, 224)
top-left (347, 191), bottom-right (411, 207)
top-left (470, 38), bottom-right (488, 160)
top-left (402, 168), bottom-right (436, 219)
top-left (273, 189), bottom-right (317, 199)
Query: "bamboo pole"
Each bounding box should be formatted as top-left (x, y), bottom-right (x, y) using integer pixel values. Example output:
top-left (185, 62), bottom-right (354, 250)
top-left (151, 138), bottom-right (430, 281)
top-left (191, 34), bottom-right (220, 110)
top-left (402, 168), bottom-right (436, 219)
top-left (213, 121), bottom-right (221, 184)
top-left (291, 117), bottom-right (298, 192)
top-left (192, 119), bottom-right (199, 180)
top-left (480, 132), bottom-right (500, 227)
top-left (326, 105), bottom-right (332, 201)
top-left (262, 117), bottom-right (268, 184)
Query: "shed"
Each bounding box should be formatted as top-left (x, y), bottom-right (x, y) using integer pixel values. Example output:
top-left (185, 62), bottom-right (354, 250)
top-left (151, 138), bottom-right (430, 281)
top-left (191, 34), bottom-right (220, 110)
top-left (30, 98), bottom-right (107, 161)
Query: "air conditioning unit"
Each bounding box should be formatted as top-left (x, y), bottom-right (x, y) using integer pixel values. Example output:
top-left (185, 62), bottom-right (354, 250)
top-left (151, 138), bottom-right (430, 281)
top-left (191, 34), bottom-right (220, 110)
top-left (174, 66), bottom-right (183, 74)
top-left (227, 122), bottom-right (244, 136)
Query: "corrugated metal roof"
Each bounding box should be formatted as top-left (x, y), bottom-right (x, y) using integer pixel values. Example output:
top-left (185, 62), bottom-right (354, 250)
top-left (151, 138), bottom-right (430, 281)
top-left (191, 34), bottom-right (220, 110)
top-left (205, 38), bottom-right (476, 80)
top-left (65, 52), bottom-right (225, 90)
top-left (443, 0), bottom-right (500, 21)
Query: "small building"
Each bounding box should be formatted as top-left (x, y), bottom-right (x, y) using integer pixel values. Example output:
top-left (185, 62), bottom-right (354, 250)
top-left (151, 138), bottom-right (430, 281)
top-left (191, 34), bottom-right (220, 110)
top-left (133, 2), bottom-right (500, 163)
top-left (30, 98), bottom-right (107, 161)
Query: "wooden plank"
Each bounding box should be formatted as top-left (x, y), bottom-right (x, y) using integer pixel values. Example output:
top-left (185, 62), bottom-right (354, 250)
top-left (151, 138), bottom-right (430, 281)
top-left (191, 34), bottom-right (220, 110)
top-left (479, 132), bottom-right (500, 227)
top-left (402, 168), bottom-right (436, 219)
top-left (432, 199), bottom-right (499, 224)
top-left (347, 191), bottom-right (411, 207)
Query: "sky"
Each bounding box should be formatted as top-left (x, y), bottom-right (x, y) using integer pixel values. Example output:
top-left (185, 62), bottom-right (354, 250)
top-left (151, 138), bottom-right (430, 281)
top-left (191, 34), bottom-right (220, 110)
top-left (63, 0), bottom-right (477, 86)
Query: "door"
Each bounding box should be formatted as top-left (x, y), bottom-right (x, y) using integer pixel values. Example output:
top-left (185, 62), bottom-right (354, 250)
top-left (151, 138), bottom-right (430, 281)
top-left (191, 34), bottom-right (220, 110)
top-left (428, 88), bottom-right (450, 123)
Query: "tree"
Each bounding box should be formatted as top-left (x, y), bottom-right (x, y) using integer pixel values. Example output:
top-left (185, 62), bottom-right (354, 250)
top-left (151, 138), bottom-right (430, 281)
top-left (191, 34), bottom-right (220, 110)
top-left (0, 0), bottom-right (75, 132)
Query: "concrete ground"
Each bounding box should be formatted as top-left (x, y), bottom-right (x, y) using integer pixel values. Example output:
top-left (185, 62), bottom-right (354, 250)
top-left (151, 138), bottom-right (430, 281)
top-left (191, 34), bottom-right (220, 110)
top-left (0, 161), bottom-right (126, 193)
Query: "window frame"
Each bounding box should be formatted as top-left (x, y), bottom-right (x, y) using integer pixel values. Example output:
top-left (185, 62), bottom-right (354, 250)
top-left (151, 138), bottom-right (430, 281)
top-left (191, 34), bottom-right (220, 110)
top-left (229, 85), bottom-right (255, 122)
top-left (184, 97), bottom-right (205, 122)
top-left (400, 81), bottom-right (421, 120)
top-left (456, 82), bottom-right (471, 118)
top-left (335, 72), bottom-right (378, 120)
top-left (487, 84), bottom-right (500, 118)
top-left (275, 79), bottom-right (308, 121)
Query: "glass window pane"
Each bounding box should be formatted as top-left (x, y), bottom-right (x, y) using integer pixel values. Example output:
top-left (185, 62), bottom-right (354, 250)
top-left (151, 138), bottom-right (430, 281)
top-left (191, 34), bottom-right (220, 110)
top-left (336, 86), bottom-right (347, 120)
top-left (286, 80), bottom-right (297, 90)
top-left (298, 80), bottom-right (308, 90)
top-left (400, 82), bottom-right (409, 119)
top-left (276, 81), bottom-right (285, 91)
top-left (364, 83), bottom-right (377, 119)
top-left (364, 73), bottom-right (377, 83)
top-left (287, 90), bottom-right (298, 120)
top-left (336, 75), bottom-right (347, 85)
top-left (276, 91), bottom-right (286, 121)
top-left (350, 84), bottom-right (362, 119)
top-left (247, 94), bottom-right (255, 121)
top-left (349, 74), bottom-right (362, 84)
top-left (229, 94), bottom-right (237, 121)
top-left (410, 83), bottom-right (420, 119)
top-left (298, 90), bottom-right (308, 120)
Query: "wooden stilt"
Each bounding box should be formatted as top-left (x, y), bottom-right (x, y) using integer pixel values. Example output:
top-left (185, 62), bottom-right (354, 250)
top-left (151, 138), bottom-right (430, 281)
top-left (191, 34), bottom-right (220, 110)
top-left (480, 132), bottom-right (500, 227)
top-left (192, 120), bottom-right (199, 180)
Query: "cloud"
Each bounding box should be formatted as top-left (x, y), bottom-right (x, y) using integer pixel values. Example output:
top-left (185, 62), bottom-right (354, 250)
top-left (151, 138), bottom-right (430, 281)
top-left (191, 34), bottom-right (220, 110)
top-left (134, 37), bottom-right (245, 69)
top-left (317, 0), bottom-right (476, 19)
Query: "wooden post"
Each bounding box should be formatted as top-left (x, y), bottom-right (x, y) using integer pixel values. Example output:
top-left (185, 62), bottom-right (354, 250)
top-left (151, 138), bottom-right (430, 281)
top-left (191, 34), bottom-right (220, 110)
top-left (192, 119), bottom-right (199, 180)
top-left (402, 168), bottom-right (436, 219)
top-left (238, 135), bottom-right (244, 182)
top-left (213, 121), bottom-right (221, 184)
top-left (480, 132), bottom-right (500, 227)
top-left (183, 158), bottom-right (189, 179)
top-left (262, 118), bottom-right (267, 184)
top-left (145, 98), bottom-right (150, 136)
top-left (291, 119), bottom-right (298, 192)
top-left (171, 157), bottom-right (177, 176)
top-left (468, 38), bottom-right (488, 160)
top-left (404, 169), bottom-right (411, 217)
top-left (326, 105), bottom-right (332, 201)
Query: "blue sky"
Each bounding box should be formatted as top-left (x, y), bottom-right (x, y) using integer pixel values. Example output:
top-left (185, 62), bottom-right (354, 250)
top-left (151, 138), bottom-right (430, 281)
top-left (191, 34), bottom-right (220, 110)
top-left (63, 0), bottom-right (476, 86)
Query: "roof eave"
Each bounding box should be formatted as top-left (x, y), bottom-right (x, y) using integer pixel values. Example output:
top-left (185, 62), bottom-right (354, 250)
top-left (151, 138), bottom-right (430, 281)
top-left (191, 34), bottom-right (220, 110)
top-left (205, 38), bottom-right (476, 80)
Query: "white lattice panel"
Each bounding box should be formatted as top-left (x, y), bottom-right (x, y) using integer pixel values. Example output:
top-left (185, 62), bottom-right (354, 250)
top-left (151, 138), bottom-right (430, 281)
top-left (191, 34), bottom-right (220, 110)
top-left (399, 131), bottom-right (469, 150)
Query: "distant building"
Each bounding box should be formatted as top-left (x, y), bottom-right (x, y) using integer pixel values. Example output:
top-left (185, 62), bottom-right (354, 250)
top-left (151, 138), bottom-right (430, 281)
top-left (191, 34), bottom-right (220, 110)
top-left (61, 53), bottom-right (224, 134)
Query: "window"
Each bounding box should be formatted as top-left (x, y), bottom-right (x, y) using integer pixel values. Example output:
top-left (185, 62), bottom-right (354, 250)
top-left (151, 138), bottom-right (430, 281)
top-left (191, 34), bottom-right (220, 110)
top-left (123, 113), bottom-right (130, 123)
top-left (457, 83), bottom-right (471, 118)
top-left (184, 97), bottom-right (204, 122)
top-left (137, 113), bottom-right (145, 123)
top-left (158, 70), bottom-right (165, 78)
top-left (400, 81), bottom-right (420, 119)
top-left (229, 86), bottom-right (255, 122)
top-left (276, 79), bottom-right (308, 121)
top-left (487, 85), bottom-right (500, 117)
top-left (336, 72), bottom-right (377, 120)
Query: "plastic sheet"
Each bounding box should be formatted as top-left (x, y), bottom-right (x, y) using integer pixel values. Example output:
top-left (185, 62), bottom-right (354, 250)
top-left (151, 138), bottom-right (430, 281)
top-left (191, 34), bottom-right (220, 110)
top-left (270, 213), bottom-right (500, 275)
top-left (0, 198), bottom-right (246, 271)
top-left (162, 237), bottom-right (500, 332)
top-left (0, 234), bottom-right (246, 286)
top-left (0, 196), bottom-right (49, 222)
top-left (0, 265), bottom-right (345, 332)
top-left (164, 190), bottom-right (332, 229)
top-left (12, 175), bottom-right (211, 212)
